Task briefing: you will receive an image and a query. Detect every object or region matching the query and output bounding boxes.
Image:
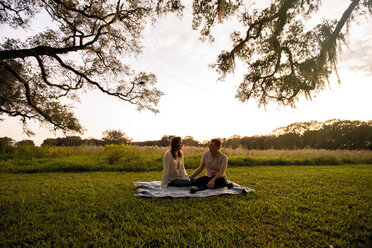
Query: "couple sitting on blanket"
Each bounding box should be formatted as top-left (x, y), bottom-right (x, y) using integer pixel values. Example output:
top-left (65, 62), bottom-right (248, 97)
top-left (161, 137), bottom-right (232, 193)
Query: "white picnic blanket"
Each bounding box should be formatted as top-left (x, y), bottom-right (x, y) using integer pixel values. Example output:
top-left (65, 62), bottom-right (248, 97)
top-left (133, 181), bottom-right (255, 198)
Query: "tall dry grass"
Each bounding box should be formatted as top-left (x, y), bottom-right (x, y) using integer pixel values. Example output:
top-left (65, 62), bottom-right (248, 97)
top-left (1, 145), bottom-right (371, 173)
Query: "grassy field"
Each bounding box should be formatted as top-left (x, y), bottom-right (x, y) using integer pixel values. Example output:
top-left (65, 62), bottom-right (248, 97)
top-left (1, 145), bottom-right (372, 173)
top-left (1, 165), bottom-right (371, 247)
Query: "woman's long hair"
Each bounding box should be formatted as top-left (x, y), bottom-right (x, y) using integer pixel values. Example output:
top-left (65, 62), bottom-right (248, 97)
top-left (170, 136), bottom-right (183, 159)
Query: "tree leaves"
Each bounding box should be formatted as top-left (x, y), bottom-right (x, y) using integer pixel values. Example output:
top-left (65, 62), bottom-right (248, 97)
top-left (202, 0), bottom-right (368, 106)
top-left (1, 0), bottom-right (370, 136)
top-left (0, 0), bottom-right (181, 134)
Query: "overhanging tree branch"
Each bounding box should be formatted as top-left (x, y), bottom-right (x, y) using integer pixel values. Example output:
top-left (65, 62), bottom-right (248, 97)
top-left (52, 54), bottom-right (136, 102)
top-left (0, 60), bottom-right (74, 131)
top-left (0, 0), bottom-right (174, 134)
top-left (209, 0), bottom-right (368, 106)
top-left (0, 22), bottom-right (106, 60)
top-left (1, 0), bottom-right (370, 135)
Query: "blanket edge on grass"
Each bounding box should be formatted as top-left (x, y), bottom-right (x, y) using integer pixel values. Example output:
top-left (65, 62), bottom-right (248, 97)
top-left (133, 181), bottom-right (255, 198)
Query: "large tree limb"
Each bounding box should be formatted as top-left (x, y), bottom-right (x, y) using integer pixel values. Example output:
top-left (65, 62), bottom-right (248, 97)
top-left (51, 54), bottom-right (136, 102)
top-left (320, 0), bottom-right (360, 58)
top-left (0, 23), bottom-right (107, 60)
top-left (0, 60), bottom-right (68, 131)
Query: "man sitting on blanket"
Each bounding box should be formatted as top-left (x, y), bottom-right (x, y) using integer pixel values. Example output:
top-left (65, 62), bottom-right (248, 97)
top-left (190, 138), bottom-right (232, 193)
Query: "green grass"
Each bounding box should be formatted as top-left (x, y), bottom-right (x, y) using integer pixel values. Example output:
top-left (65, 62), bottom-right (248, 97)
top-left (1, 165), bottom-right (371, 247)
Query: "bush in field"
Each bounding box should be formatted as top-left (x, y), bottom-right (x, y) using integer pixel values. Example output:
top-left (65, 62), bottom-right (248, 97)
top-left (41, 136), bottom-right (83, 146)
top-left (0, 137), bottom-right (15, 157)
top-left (104, 144), bottom-right (123, 165)
top-left (41, 138), bottom-right (58, 146)
top-left (15, 140), bottom-right (35, 147)
top-left (14, 145), bottom-right (36, 160)
top-left (102, 130), bottom-right (132, 145)
top-left (103, 144), bottom-right (163, 171)
top-left (104, 144), bottom-right (138, 165)
top-left (183, 136), bottom-right (202, 147)
top-left (11, 140), bottom-right (36, 159)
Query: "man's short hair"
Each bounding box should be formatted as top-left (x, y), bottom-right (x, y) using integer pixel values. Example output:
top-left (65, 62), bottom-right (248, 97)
top-left (211, 138), bottom-right (222, 149)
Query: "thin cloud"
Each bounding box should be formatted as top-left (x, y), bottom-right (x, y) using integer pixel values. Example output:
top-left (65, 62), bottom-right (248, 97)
top-left (339, 37), bottom-right (372, 76)
top-left (338, 15), bottom-right (372, 76)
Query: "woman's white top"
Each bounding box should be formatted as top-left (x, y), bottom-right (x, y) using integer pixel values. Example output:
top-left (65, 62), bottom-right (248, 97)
top-left (161, 150), bottom-right (189, 189)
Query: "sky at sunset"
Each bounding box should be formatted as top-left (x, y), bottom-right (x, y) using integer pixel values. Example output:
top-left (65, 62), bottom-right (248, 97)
top-left (1, 0), bottom-right (371, 145)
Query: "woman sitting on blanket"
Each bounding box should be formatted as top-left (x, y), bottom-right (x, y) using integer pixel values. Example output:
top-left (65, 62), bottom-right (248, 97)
top-left (160, 136), bottom-right (191, 189)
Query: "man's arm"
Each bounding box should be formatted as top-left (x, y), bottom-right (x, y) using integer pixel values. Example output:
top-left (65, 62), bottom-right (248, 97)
top-left (207, 157), bottom-right (228, 189)
top-left (190, 161), bottom-right (205, 178)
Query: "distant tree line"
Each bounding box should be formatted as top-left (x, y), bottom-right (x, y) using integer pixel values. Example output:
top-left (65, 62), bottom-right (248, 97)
top-left (0, 130), bottom-right (132, 150)
top-left (222, 119), bottom-right (372, 150)
top-left (41, 130), bottom-right (133, 147)
top-left (39, 133), bottom-right (203, 147)
top-left (1, 119), bottom-right (371, 150)
top-left (132, 135), bottom-right (203, 147)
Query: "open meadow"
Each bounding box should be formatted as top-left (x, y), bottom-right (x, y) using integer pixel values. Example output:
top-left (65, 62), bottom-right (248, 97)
top-left (2, 0), bottom-right (372, 246)
top-left (1, 145), bottom-right (371, 173)
top-left (1, 154), bottom-right (371, 247)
